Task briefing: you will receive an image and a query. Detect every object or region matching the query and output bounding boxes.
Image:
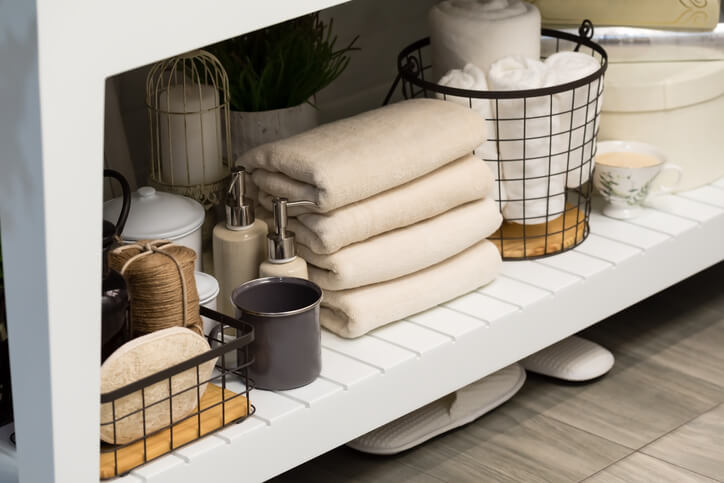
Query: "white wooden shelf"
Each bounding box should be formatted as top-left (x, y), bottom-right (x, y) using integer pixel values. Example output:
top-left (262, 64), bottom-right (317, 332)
top-left (119, 186), bottom-right (724, 483)
top-left (4, 185), bottom-right (719, 483)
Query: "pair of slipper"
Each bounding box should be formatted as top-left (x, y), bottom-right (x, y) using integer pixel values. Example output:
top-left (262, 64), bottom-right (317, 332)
top-left (348, 336), bottom-right (613, 455)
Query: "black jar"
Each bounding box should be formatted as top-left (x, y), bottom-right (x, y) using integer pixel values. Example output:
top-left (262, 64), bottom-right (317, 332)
top-left (231, 277), bottom-right (322, 390)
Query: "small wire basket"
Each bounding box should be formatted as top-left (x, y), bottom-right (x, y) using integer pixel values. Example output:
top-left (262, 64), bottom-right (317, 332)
top-left (386, 21), bottom-right (608, 259)
top-left (99, 307), bottom-right (254, 479)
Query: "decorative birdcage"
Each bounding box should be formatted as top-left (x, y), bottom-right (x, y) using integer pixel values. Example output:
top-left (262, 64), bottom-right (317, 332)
top-left (146, 50), bottom-right (232, 238)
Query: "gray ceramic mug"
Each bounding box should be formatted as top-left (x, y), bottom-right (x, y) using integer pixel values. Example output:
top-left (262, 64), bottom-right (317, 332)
top-left (230, 277), bottom-right (322, 391)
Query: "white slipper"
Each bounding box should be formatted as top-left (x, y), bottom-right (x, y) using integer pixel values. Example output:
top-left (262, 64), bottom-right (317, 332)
top-left (347, 363), bottom-right (526, 455)
top-left (521, 335), bottom-right (614, 381)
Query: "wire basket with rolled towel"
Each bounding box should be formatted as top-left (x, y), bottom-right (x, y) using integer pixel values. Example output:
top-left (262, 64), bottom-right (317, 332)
top-left (387, 18), bottom-right (607, 260)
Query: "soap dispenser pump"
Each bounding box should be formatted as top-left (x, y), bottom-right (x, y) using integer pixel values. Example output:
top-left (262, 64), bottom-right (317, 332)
top-left (259, 197), bottom-right (316, 279)
top-left (213, 166), bottom-right (268, 315)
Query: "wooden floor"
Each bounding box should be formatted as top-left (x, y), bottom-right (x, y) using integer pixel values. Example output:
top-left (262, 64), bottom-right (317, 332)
top-left (272, 262), bottom-right (724, 483)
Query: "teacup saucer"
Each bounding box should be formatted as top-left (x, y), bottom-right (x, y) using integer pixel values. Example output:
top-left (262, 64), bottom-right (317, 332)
top-left (603, 203), bottom-right (642, 220)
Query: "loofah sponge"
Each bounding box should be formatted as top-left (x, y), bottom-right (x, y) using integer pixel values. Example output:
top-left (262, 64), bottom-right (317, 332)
top-left (100, 327), bottom-right (215, 444)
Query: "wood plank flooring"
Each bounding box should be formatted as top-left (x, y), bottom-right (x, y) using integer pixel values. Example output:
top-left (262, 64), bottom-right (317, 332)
top-left (272, 262), bottom-right (724, 483)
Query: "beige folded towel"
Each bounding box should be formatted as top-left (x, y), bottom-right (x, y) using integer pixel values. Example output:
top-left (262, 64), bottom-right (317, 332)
top-left (258, 154), bottom-right (494, 254)
top-left (321, 240), bottom-right (502, 338)
top-left (299, 198), bottom-right (502, 290)
top-left (239, 99), bottom-right (486, 212)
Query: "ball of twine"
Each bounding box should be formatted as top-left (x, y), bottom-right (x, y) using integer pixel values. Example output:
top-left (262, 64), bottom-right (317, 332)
top-left (109, 240), bottom-right (202, 337)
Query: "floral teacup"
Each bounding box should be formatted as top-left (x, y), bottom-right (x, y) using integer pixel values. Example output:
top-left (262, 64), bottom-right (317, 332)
top-left (594, 141), bottom-right (683, 219)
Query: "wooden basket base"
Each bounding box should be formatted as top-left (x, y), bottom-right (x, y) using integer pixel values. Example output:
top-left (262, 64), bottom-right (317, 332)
top-left (100, 384), bottom-right (247, 479)
top-left (490, 205), bottom-right (587, 259)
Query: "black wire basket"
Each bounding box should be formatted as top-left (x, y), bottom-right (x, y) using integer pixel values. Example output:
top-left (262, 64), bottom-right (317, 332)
top-left (386, 21), bottom-right (608, 260)
top-left (99, 307), bottom-right (255, 479)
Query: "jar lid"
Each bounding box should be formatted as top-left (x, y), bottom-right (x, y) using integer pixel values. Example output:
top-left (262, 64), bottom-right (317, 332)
top-left (104, 186), bottom-right (205, 241)
top-left (603, 60), bottom-right (724, 112)
top-left (194, 271), bottom-right (219, 305)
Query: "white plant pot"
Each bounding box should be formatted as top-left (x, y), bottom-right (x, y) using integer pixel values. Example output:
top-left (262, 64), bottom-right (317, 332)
top-left (230, 101), bottom-right (320, 161)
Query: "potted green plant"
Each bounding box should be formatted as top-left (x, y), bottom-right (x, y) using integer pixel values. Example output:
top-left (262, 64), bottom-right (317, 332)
top-left (209, 13), bottom-right (358, 158)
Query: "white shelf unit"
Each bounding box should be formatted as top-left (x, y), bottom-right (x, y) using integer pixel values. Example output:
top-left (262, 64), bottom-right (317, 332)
top-left (1, 2), bottom-right (353, 482)
top-left (3, 185), bottom-right (724, 482)
top-left (1, 2), bottom-right (723, 482)
top-left (119, 187), bottom-right (724, 483)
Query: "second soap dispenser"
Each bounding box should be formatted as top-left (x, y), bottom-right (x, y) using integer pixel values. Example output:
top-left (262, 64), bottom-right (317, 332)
top-left (259, 197), bottom-right (316, 279)
top-left (213, 166), bottom-right (268, 315)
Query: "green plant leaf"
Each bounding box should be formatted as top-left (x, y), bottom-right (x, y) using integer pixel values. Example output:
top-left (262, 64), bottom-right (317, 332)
top-left (208, 12), bottom-right (359, 111)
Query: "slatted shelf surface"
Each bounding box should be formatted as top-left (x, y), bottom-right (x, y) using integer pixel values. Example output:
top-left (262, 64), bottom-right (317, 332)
top-left (125, 185), bottom-right (722, 483)
top-left (407, 306), bottom-right (488, 339)
top-left (3, 184), bottom-right (723, 483)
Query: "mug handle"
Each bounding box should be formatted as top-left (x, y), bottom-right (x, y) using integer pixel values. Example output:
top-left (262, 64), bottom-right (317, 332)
top-left (651, 163), bottom-right (684, 196)
top-left (207, 310), bottom-right (244, 370)
top-left (207, 323), bottom-right (222, 349)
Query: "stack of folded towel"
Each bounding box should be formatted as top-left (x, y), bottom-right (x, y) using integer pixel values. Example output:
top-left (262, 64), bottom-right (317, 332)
top-left (239, 99), bottom-right (503, 338)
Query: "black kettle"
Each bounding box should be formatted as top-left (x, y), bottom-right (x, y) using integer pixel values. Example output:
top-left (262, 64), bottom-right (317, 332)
top-left (102, 169), bottom-right (131, 362)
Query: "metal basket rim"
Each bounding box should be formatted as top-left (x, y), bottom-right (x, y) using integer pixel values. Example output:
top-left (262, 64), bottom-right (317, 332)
top-left (100, 307), bottom-right (254, 403)
top-left (397, 28), bottom-right (608, 100)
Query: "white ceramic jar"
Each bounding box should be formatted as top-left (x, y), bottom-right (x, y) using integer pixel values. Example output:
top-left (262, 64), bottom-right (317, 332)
top-left (104, 186), bottom-right (205, 269)
top-left (194, 271), bottom-right (220, 335)
top-left (599, 60), bottom-right (724, 192)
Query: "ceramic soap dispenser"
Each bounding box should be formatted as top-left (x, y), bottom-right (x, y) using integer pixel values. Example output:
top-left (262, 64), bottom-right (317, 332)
top-left (259, 197), bottom-right (315, 279)
top-left (213, 166), bottom-right (268, 315)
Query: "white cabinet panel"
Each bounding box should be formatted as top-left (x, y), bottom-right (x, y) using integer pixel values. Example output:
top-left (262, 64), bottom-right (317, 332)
top-left (321, 331), bottom-right (416, 372)
top-left (501, 261), bottom-right (581, 292)
top-left (537, 251), bottom-right (613, 278)
top-left (445, 292), bottom-right (519, 325)
top-left (371, 321), bottom-right (452, 355)
top-left (574, 234), bottom-right (642, 265)
top-left (407, 306), bottom-right (488, 339)
top-left (478, 276), bottom-right (551, 308)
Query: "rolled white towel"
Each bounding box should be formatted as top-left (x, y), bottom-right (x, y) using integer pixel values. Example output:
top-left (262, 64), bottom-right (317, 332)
top-left (488, 56), bottom-right (566, 224)
top-left (429, 0), bottom-right (541, 82)
top-left (545, 51), bottom-right (603, 188)
top-left (436, 63), bottom-right (491, 117)
top-left (436, 64), bottom-right (502, 204)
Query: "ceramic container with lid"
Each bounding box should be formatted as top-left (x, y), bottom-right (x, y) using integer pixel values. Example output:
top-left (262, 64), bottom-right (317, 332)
top-left (194, 271), bottom-right (220, 335)
top-left (104, 186), bottom-right (205, 269)
top-left (599, 59), bottom-right (724, 192)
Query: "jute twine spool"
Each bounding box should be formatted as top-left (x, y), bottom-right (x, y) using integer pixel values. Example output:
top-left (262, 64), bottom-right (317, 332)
top-left (109, 240), bottom-right (202, 337)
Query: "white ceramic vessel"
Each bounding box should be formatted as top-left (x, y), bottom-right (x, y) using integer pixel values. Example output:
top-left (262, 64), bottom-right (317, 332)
top-left (104, 186), bottom-right (205, 269)
top-left (195, 271), bottom-right (219, 335)
top-left (599, 59), bottom-right (724, 191)
top-left (594, 141), bottom-right (683, 219)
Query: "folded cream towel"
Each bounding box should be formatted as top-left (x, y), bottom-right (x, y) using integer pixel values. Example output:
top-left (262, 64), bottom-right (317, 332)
top-left (299, 198), bottom-right (502, 290)
top-left (435, 64), bottom-right (503, 202)
top-left (258, 154), bottom-right (494, 254)
top-left (429, 0), bottom-right (541, 82)
top-left (239, 99), bottom-right (486, 212)
top-left (320, 240), bottom-right (502, 338)
top-left (488, 56), bottom-right (566, 224)
top-left (545, 51), bottom-right (603, 188)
